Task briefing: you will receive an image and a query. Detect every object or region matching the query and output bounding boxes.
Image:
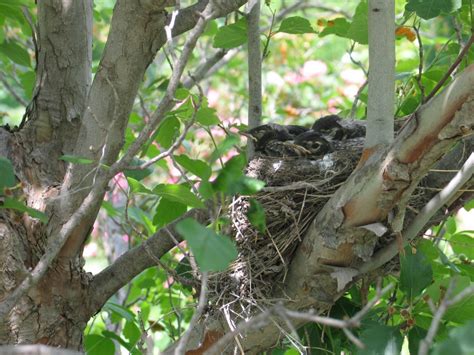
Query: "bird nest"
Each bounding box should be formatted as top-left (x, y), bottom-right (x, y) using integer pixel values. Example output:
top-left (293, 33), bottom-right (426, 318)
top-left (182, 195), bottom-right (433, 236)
top-left (207, 140), bottom-right (363, 316)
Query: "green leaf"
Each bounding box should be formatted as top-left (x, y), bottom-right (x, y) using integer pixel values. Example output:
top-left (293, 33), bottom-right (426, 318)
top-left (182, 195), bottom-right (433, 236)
top-left (465, 199), bottom-right (474, 211)
top-left (175, 218), bottom-right (238, 272)
top-left (358, 324), bottom-right (403, 355)
top-left (175, 87), bottom-right (190, 100)
top-left (318, 18), bottom-right (351, 38)
top-left (426, 276), bottom-right (474, 323)
top-left (432, 321), bottom-right (474, 355)
top-left (153, 184), bottom-right (204, 208)
top-left (0, 157), bottom-right (16, 193)
top-left (123, 158), bottom-right (153, 181)
top-left (0, 0), bottom-right (31, 6)
top-left (277, 16), bottom-right (316, 34)
top-left (153, 198), bottom-right (187, 228)
top-left (84, 334), bottom-right (115, 355)
top-left (0, 198), bottom-right (48, 223)
top-left (446, 216), bottom-right (457, 234)
top-left (123, 321), bottom-right (141, 347)
top-left (0, 40), bottom-right (31, 67)
top-left (400, 248), bottom-right (433, 301)
top-left (346, 0), bottom-right (368, 45)
top-left (156, 115), bottom-right (180, 149)
top-left (196, 106), bottom-right (220, 126)
top-left (101, 331), bottom-right (132, 351)
top-left (213, 154), bottom-right (265, 195)
top-left (19, 71), bottom-right (35, 98)
top-left (408, 326), bottom-right (428, 355)
top-left (210, 134), bottom-right (241, 162)
top-left (405, 0), bottom-right (462, 19)
top-left (59, 155), bottom-right (94, 165)
top-left (450, 232), bottom-right (474, 259)
top-left (103, 302), bottom-right (135, 322)
top-left (127, 177), bottom-right (153, 194)
top-left (213, 18), bottom-right (248, 49)
top-left (247, 198), bottom-right (266, 233)
top-left (174, 155), bottom-right (212, 180)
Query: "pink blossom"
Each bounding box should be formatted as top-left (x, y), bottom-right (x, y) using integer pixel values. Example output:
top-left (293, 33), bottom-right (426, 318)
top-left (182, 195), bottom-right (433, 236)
top-left (340, 69), bottom-right (366, 85)
top-left (83, 242), bottom-right (98, 257)
top-left (284, 72), bottom-right (304, 85)
top-left (207, 89), bottom-right (220, 107)
top-left (300, 60), bottom-right (327, 79)
top-left (327, 97), bottom-right (344, 113)
top-left (340, 84), bottom-right (360, 99)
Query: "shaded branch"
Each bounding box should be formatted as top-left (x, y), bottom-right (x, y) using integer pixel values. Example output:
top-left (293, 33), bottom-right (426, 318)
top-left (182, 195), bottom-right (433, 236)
top-left (87, 209), bottom-right (209, 316)
top-left (247, 0), bottom-right (262, 157)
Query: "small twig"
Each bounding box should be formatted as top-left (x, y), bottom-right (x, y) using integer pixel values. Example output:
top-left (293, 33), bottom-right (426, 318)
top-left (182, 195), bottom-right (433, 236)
top-left (413, 22), bottom-right (426, 102)
top-left (206, 284), bottom-right (393, 354)
top-left (21, 6), bottom-right (38, 69)
top-left (418, 280), bottom-right (469, 355)
top-left (175, 272), bottom-right (209, 355)
top-left (424, 33), bottom-right (474, 102)
top-left (349, 79), bottom-right (368, 120)
top-left (182, 49), bottom-right (228, 89)
top-left (0, 72), bottom-right (28, 106)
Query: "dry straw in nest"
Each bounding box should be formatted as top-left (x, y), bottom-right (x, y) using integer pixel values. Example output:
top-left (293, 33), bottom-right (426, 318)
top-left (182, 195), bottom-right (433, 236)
top-left (207, 140), bottom-right (364, 318)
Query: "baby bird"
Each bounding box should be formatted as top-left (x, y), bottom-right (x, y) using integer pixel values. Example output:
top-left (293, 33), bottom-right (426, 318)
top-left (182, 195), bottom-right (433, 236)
top-left (293, 131), bottom-right (333, 157)
top-left (311, 115), bottom-right (346, 140)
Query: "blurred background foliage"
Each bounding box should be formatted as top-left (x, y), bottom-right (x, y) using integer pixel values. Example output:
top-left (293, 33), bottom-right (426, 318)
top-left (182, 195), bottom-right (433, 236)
top-left (1, 0), bottom-right (473, 353)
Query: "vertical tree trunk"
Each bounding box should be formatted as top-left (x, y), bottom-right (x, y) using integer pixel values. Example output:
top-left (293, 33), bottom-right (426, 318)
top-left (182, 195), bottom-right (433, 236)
top-left (0, 0), bottom-right (93, 348)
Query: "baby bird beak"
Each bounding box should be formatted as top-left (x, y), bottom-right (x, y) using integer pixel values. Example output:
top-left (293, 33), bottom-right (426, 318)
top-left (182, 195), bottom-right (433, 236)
top-left (239, 131), bottom-right (258, 141)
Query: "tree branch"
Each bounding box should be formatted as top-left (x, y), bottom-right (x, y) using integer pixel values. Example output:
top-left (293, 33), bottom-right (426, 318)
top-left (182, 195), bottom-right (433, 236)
top-left (87, 209), bottom-right (209, 317)
top-left (247, 0), bottom-right (262, 158)
top-left (365, 0), bottom-right (395, 148)
top-left (360, 151), bottom-right (474, 275)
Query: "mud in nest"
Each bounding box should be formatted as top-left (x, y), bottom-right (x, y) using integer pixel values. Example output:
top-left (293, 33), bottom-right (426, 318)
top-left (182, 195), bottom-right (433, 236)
top-left (207, 139), bottom-right (364, 315)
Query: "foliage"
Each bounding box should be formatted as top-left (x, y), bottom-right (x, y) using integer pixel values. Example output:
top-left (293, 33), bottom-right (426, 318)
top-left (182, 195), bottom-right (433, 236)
top-left (0, 0), bottom-right (473, 354)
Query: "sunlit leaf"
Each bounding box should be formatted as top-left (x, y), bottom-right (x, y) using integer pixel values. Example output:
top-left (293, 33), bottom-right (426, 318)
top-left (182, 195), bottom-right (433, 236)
top-left (405, 0), bottom-right (462, 19)
top-left (123, 321), bottom-right (141, 347)
top-left (84, 334), bottom-right (115, 355)
top-left (277, 16), bottom-right (316, 34)
top-left (213, 18), bottom-right (248, 49)
top-left (346, 0), bottom-right (368, 45)
top-left (174, 155), bottom-right (212, 180)
top-left (450, 232), bottom-right (474, 259)
top-left (103, 302), bottom-right (135, 322)
top-left (175, 218), bottom-right (237, 272)
top-left (196, 106), bottom-right (220, 126)
top-left (153, 184), bottom-right (204, 208)
top-left (319, 18), bottom-right (350, 38)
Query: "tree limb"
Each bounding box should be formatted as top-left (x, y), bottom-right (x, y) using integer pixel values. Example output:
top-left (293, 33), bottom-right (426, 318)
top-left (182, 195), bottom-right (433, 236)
top-left (87, 208), bottom-right (209, 318)
top-left (247, 0), bottom-right (262, 157)
top-left (365, 0), bottom-right (395, 148)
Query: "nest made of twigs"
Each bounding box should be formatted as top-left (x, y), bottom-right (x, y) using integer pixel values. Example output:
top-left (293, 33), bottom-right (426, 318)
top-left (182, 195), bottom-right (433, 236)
top-left (207, 139), bottom-right (364, 317)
